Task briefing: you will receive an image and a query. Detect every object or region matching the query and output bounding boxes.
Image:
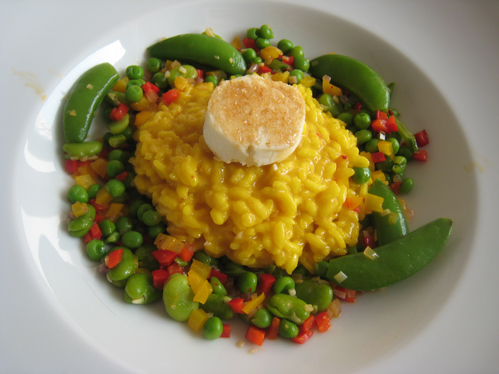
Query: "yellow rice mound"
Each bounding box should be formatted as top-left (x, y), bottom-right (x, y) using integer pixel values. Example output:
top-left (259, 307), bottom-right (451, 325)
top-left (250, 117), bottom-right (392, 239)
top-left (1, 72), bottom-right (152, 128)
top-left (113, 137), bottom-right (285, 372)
top-left (131, 78), bottom-right (369, 274)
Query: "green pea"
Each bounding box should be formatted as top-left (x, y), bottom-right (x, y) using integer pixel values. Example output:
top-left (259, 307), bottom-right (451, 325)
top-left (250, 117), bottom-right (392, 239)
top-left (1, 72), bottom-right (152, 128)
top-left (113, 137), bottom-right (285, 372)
top-left (290, 69), bottom-right (304, 84)
top-left (129, 199), bottom-right (147, 217)
top-left (258, 24), bottom-right (274, 39)
top-left (293, 56), bottom-right (310, 72)
top-left (289, 46), bottom-right (304, 58)
top-left (365, 138), bottom-right (380, 153)
top-left (121, 230), bottom-right (143, 249)
top-left (318, 93), bottom-right (334, 109)
top-left (251, 56), bottom-right (263, 64)
top-left (220, 258), bottom-right (245, 277)
top-left (210, 277), bottom-right (227, 296)
top-left (146, 57), bottom-right (162, 74)
top-left (273, 276), bottom-right (295, 294)
top-left (387, 137), bottom-right (400, 155)
top-left (67, 185), bottom-right (88, 204)
top-left (267, 294), bottom-right (310, 324)
top-left (355, 129), bottom-right (372, 145)
top-left (292, 264), bottom-right (309, 276)
top-left (108, 134), bottom-right (127, 148)
top-left (107, 247), bottom-right (136, 282)
top-left (148, 222), bottom-right (166, 239)
top-left (337, 112), bottom-right (354, 127)
top-left (126, 79), bottom-right (146, 89)
top-left (108, 149), bottom-right (129, 165)
top-left (201, 293), bottom-right (234, 320)
top-left (174, 257), bottom-right (188, 267)
top-left (277, 39), bottom-right (294, 54)
top-left (272, 267), bottom-right (285, 279)
top-left (204, 75), bottom-right (218, 87)
top-left (126, 65), bottom-right (144, 80)
top-left (314, 261), bottom-right (329, 278)
top-left (193, 250), bottom-right (218, 267)
top-left (384, 172), bottom-right (393, 184)
top-left (242, 48), bottom-right (257, 63)
top-left (125, 85), bottom-right (143, 103)
top-left (295, 280), bottom-right (333, 313)
top-left (115, 216), bottom-right (133, 234)
top-left (135, 244), bottom-right (160, 270)
top-left (238, 272), bottom-right (258, 293)
top-left (124, 272), bottom-right (162, 305)
top-left (255, 38), bottom-right (271, 49)
top-left (152, 72), bottom-right (168, 89)
top-left (98, 219), bottom-right (116, 237)
top-left (246, 27), bottom-right (259, 40)
top-left (279, 319), bottom-right (299, 339)
top-left (106, 160), bottom-right (125, 178)
top-left (123, 170), bottom-right (136, 189)
top-left (86, 239), bottom-right (107, 261)
top-left (104, 231), bottom-right (120, 244)
top-left (354, 112), bottom-right (371, 130)
top-left (86, 184), bottom-right (101, 199)
top-left (376, 158), bottom-right (394, 172)
top-left (352, 167), bottom-right (371, 185)
top-left (163, 273), bottom-right (199, 322)
top-left (141, 210), bottom-right (161, 226)
top-left (203, 316), bottom-right (223, 340)
top-left (105, 179), bottom-right (125, 198)
top-left (392, 156), bottom-right (407, 174)
top-left (400, 178), bottom-right (414, 194)
top-left (137, 203), bottom-right (154, 221)
top-left (251, 308), bottom-right (273, 329)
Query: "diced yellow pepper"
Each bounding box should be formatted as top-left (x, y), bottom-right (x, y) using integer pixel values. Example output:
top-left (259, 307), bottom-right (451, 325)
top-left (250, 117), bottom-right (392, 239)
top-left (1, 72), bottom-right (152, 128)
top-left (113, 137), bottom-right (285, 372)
top-left (105, 203), bottom-right (124, 219)
top-left (112, 77), bottom-right (129, 93)
top-left (190, 259), bottom-right (212, 280)
top-left (193, 280), bottom-right (213, 304)
top-left (322, 79), bottom-right (342, 96)
top-left (378, 141), bottom-right (394, 159)
top-left (260, 46), bottom-right (282, 60)
top-left (360, 151), bottom-right (375, 172)
top-left (187, 308), bottom-right (209, 332)
top-left (231, 35), bottom-right (242, 50)
top-left (135, 111), bottom-right (152, 127)
top-left (188, 268), bottom-right (205, 293)
top-left (371, 170), bottom-right (387, 184)
top-left (242, 293), bottom-right (265, 314)
top-left (365, 193), bottom-right (384, 213)
top-left (75, 174), bottom-right (96, 190)
top-left (90, 158), bottom-right (108, 178)
top-left (75, 163), bottom-right (96, 178)
top-left (174, 76), bottom-right (190, 91)
top-left (271, 71), bottom-right (290, 84)
top-left (95, 187), bottom-right (113, 205)
top-left (300, 76), bottom-right (316, 87)
top-left (154, 234), bottom-right (184, 252)
top-left (72, 202), bottom-right (88, 217)
top-left (130, 96), bottom-right (153, 111)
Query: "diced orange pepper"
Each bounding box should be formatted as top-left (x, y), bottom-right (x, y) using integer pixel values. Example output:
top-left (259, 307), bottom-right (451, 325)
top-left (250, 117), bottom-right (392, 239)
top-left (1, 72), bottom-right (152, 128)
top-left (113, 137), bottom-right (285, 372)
top-left (260, 46), bottom-right (282, 60)
top-left (365, 193), bottom-right (384, 213)
top-left (190, 259), bottom-right (212, 280)
top-left (231, 35), bottom-right (242, 50)
top-left (188, 308), bottom-right (209, 332)
top-left (188, 268), bottom-right (205, 293)
top-left (112, 77), bottom-right (129, 93)
top-left (193, 279), bottom-right (213, 304)
top-left (300, 76), bottom-right (316, 88)
top-left (378, 141), bottom-right (394, 159)
top-left (75, 174), bottom-right (96, 190)
top-left (90, 158), bottom-right (108, 178)
top-left (130, 96), bottom-right (154, 111)
top-left (105, 203), bottom-right (124, 219)
top-left (71, 201), bottom-right (89, 217)
top-left (371, 170), bottom-right (388, 184)
top-left (271, 71), bottom-right (290, 84)
top-left (95, 187), bottom-right (113, 205)
top-left (323, 79), bottom-right (342, 96)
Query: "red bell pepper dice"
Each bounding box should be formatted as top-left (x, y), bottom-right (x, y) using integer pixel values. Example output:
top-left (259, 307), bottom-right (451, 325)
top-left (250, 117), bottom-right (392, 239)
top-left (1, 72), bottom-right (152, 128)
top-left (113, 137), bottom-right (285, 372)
top-left (315, 311), bottom-right (331, 332)
top-left (291, 330), bottom-right (313, 344)
top-left (246, 325), bottom-right (266, 346)
top-left (108, 248), bottom-right (124, 269)
top-left (415, 130), bottom-right (429, 147)
top-left (257, 273), bottom-right (276, 294)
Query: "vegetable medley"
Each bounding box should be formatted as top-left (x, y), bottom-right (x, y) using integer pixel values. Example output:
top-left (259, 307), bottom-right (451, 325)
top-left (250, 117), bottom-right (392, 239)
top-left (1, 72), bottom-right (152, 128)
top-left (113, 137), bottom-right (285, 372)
top-left (62, 25), bottom-right (452, 346)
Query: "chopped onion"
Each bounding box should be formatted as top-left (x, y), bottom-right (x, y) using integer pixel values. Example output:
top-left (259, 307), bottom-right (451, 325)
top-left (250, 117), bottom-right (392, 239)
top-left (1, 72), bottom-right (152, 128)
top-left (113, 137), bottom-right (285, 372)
top-left (333, 271), bottom-right (348, 283)
top-left (380, 208), bottom-right (392, 217)
top-left (322, 74), bottom-right (331, 82)
top-left (327, 298), bottom-right (342, 319)
top-left (363, 246), bottom-right (379, 260)
top-left (246, 63), bottom-right (259, 74)
top-left (333, 289), bottom-right (346, 299)
top-left (288, 288), bottom-right (296, 296)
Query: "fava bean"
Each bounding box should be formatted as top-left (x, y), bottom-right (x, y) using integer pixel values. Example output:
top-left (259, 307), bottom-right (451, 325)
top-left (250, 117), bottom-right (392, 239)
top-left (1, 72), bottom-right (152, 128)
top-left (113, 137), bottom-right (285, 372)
top-left (251, 308), bottom-right (273, 329)
top-left (107, 113), bottom-right (130, 135)
top-left (210, 277), bottom-right (227, 296)
top-left (67, 185), bottom-right (88, 204)
top-left (135, 244), bottom-right (160, 271)
top-left (107, 247), bottom-right (136, 283)
top-left (267, 294), bottom-right (310, 325)
top-left (124, 272), bottom-right (161, 305)
top-left (163, 273), bottom-right (199, 322)
top-left (203, 316), bottom-right (223, 340)
top-left (200, 293), bottom-right (234, 320)
top-left (98, 219), bottom-right (116, 237)
top-left (294, 279), bottom-right (333, 312)
top-left (238, 272), bottom-right (258, 293)
top-left (121, 230), bottom-right (143, 249)
top-left (279, 319), bottom-right (299, 339)
top-left (273, 276), bottom-right (295, 294)
top-left (63, 141), bottom-right (103, 158)
top-left (86, 239), bottom-right (107, 260)
top-left (68, 205), bottom-right (96, 237)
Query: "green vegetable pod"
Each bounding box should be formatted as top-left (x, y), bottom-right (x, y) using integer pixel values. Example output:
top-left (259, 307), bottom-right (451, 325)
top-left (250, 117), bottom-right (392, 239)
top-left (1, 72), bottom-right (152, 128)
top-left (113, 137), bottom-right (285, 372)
top-left (147, 33), bottom-right (247, 76)
top-left (309, 54), bottom-right (390, 113)
top-left (326, 218), bottom-right (453, 290)
top-left (63, 62), bottom-right (119, 143)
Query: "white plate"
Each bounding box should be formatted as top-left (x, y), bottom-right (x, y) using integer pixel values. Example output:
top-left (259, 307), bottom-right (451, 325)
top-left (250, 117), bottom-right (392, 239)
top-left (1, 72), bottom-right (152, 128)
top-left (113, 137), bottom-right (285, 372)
top-left (2, 1), bottom-right (499, 373)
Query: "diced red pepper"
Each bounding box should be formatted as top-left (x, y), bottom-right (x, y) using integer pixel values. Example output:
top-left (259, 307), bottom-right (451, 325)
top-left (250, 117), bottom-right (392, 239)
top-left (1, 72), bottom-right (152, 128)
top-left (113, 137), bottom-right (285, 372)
top-left (64, 159), bottom-right (79, 173)
top-left (162, 89), bottom-right (180, 105)
top-left (151, 249), bottom-right (178, 267)
top-left (142, 81), bottom-right (160, 94)
top-left (94, 213), bottom-right (103, 224)
top-left (108, 248), bottom-right (124, 269)
top-left (152, 268), bottom-right (169, 289)
top-left (371, 118), bottom-right (388, 132)
top-left (291, 330), bottom-right (313, 344)
top-left (242, 37), bottom-right (257, 50)
top-left (259, 65), bottom-right (272, 74)
top-left (166, 262), bottom-right (184, 278)
top-left (89, 223), bottom-right (102, 240)
top-left (370, 152), bottom-right (386, 163)
top-left (196, 69), bottom-right (205, 79)
top-left (109, 103), bottom-right (129, 122)
top-left (115, 171), bottom-right (129, 182)
top-left (315, 311), bottom-right (331, 332)
top-left (385, 115), bottom-right (399, 132)
top-left (281, 55), bottom-right (294, 67)
top-left (389, 181), bottom-right (402, 195)
top-left (300, 315), bottom-right (316, 333)
top-left (363, 235), bottom-right (376, 248)
top-left (227, 298), bottom-right (245, 314)
top-left (179, 246), bottom-right (194, 262)
top-left (210, 269), bottom-right (228, 285)
top-left (336, 286), bottom-right (357, 302)
top-left (267, 317), bottom-right (280, 340)
top-left (221, 323), bottom-right (231, 338)
top-left (89, 199), bottom-right (108, 213)
top-left (245, 325), bottom-right (266, 346)
top-left (84, 232), bottom-right (93, 244)
top-left (415, 130), bottom-right (429, 147)
top-left (257, 273), bottom-right (276, 294)
top-left (413, 150), bottom-right (427, 162)
top-left (376, 110), bottom-right (388, 120)
top-left (355, 102), bottom-right (363, 111)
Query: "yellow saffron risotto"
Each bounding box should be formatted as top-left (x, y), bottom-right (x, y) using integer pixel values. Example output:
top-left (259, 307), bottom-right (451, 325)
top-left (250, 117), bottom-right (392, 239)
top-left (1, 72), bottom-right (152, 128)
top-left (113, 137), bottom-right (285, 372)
top-left (131, 77), bottom-right (370, 274)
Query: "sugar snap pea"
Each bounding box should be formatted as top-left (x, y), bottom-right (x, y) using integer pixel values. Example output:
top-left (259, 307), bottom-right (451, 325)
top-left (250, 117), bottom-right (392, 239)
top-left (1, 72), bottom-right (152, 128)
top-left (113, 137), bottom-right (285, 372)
top-left (64, 62), bottom-right (119, 143)
top-left (368, 179), bottom-right (408, 246)
top-left (309, 54), bottom-right (390, 112)
top-left (63, 141), bottom-right (103, 158)
top-left (326, 218), bottom-right (452, 290)
top-left (147, 33), bottom-right (247, 76)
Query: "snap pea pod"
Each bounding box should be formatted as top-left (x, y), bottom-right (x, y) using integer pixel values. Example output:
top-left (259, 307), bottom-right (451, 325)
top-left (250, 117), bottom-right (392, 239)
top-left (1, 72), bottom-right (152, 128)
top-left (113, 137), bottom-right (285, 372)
top-left (63, 141), bottom-right (102, 158)
top-left (68, 204), bottom-right (96, 237)
top-left (395, 118), bottom-right (418, 153)
top-left (326, 218), bottom-right (452, 290)
top-left (147, 33), bottom-right (247, 76)
top-left (63, 62), bottom-right (119, 143)
top-left (309, 54), bottom-right (390, 113)
top-left (369, 179), bottom-right (409, 246)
